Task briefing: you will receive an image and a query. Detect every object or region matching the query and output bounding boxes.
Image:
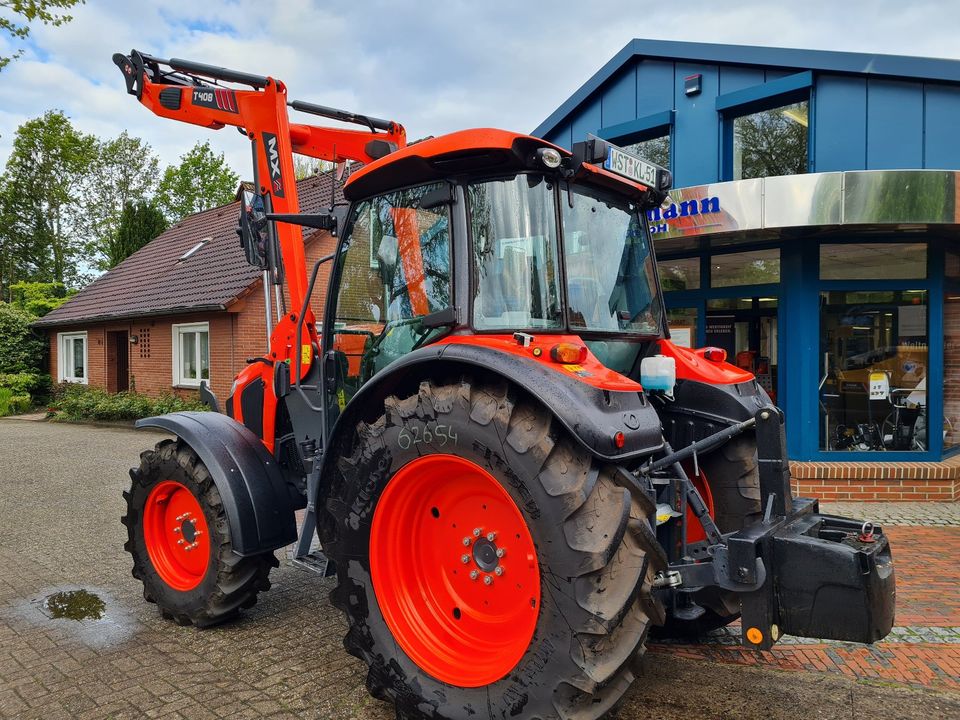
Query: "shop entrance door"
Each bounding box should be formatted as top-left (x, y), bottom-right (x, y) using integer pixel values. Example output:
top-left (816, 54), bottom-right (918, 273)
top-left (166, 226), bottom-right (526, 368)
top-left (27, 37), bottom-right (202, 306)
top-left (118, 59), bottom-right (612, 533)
top-left (705, 297), bottom-right (778, 403)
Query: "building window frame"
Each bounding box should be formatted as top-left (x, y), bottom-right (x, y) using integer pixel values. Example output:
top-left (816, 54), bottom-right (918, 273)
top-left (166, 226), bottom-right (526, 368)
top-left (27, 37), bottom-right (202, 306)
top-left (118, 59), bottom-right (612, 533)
top-left (57, 331), bottom-right (88, 384)
top-left (598, 109), bottom-right (675, 175)
top-left (172, 322), bottom-right (210, 388)
top-left (806, 236), bottom-right (944, 462)
top-left (717, 71), bottom-right (814, 182)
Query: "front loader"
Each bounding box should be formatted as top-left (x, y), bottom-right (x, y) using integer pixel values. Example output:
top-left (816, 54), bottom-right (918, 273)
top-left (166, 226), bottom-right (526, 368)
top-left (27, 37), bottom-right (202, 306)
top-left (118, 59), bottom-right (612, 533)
top-left (115, 50), bottom-right (895, 720)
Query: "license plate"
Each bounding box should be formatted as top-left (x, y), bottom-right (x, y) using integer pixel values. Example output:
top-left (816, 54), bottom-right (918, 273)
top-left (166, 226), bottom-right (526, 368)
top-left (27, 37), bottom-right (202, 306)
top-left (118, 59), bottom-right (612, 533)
top-left (603, 145), bottom-right (659, 188)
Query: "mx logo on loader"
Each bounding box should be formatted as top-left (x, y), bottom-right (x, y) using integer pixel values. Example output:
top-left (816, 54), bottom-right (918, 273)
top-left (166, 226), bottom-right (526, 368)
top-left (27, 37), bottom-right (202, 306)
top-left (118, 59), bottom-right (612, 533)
top-left (262, 132), bottom-right (285, 197)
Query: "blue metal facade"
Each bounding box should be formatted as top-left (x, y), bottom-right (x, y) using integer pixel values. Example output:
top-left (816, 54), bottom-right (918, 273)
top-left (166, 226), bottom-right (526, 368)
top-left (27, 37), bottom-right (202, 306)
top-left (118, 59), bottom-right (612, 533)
top-left (534, 40), bottom-right (960, 187)
top-left (535, 41), bottom-right (960, 462)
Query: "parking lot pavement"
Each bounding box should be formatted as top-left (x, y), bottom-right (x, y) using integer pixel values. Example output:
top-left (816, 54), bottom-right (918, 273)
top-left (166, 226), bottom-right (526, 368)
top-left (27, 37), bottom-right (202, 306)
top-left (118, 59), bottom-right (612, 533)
top-left (0, 420), bottom-right (958, 720)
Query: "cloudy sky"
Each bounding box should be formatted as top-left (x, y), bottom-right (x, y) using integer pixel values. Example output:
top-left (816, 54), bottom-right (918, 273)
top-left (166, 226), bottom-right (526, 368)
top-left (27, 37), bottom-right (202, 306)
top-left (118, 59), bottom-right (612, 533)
top-left (1, 0), bottom-right (959, 178)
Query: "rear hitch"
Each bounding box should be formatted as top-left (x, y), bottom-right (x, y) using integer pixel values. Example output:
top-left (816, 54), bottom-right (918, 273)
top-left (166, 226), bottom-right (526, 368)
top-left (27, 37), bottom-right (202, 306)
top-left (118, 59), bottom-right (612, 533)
top-left (642, 405), bottom-right (896, 649)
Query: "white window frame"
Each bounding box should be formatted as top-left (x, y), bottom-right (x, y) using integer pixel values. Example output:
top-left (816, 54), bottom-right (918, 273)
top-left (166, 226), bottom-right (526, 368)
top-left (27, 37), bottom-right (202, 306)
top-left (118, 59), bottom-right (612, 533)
top-left (57, 331), bottom-right (88, 384)
top-left (172, 322), bottom-right (210, 387)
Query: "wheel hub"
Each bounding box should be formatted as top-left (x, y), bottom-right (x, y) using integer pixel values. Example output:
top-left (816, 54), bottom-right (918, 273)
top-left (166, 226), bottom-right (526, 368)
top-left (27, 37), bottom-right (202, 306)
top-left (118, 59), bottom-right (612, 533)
top-left (369, 453), bottom-right (541, 688)
top-left (143, 481), bottom-right (210, 591)
top-left (470, 536), bottom-right (500, 572)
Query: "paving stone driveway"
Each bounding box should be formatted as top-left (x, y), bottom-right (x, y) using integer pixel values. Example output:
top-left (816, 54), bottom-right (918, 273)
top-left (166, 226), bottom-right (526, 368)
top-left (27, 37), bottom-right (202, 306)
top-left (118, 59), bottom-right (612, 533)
top-left (0, 420), bottom-right (957, 720)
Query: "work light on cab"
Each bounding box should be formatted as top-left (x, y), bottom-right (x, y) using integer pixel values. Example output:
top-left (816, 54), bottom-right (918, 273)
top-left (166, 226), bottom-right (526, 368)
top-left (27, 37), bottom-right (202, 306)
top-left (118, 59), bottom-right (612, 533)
top-left (535, 147), bottom-right (563, 169)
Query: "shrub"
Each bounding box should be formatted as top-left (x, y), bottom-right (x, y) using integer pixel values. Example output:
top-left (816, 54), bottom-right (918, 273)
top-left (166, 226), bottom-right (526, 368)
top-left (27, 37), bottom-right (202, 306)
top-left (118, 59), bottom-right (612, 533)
top-left (0, 388), bottom-right (10, 416)
top-left (0, 372), bottom-right (52, 404)
top-left (0, 302), bottom-right (45, 373)
top-left (9, 395), bottom-right (30, 414)
top-left (50, 384), bottom-right (208, 422)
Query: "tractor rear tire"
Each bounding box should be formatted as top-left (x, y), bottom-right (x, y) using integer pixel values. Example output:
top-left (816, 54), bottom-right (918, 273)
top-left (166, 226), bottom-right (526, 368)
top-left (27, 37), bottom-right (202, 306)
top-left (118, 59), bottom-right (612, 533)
top-left (122, 438), bottom-right (277, 627)
top-left (320, 377), bottom-right (665, 720)
top-left (658, 433), bottom-right (761, 637)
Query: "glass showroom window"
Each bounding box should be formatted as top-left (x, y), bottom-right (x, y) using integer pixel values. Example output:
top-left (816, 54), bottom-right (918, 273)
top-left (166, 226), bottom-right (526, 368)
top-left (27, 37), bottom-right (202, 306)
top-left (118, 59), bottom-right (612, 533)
top-left (623, 133), bottom-right (670, 169)
top-left (173, 323), bottom-right (210, 387)
top-left (732, 101), bottom-right (808, 180)
top-left (819, 291), bottom-right (928, 452)
top-left (58, 332), bottom-right (87, 383)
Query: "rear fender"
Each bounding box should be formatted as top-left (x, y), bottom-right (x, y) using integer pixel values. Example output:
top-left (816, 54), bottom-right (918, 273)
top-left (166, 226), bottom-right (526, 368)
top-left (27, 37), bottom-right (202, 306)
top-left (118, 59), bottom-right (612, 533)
top-left (136, 411), bottom-right (297, 556)
top-left (317, 343), bottom-right (665, 494)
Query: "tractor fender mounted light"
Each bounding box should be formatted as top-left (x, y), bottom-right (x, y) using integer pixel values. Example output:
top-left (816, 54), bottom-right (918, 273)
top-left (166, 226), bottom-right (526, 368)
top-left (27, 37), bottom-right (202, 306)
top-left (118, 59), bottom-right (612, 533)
top-left (702, 347), bottom-right (727, 363)
top-left (613, 431), bottom-right (626, 449)
top-left (550, 342), bottom-right (587, 364)
top-left (535, 147), bottom-right (563, 169)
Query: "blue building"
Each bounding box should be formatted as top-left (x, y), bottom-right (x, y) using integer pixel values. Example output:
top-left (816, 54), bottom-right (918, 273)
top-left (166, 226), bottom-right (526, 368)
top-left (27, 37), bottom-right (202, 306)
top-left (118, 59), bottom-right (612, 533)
top-left (534, 40), bottom-right (960, 482)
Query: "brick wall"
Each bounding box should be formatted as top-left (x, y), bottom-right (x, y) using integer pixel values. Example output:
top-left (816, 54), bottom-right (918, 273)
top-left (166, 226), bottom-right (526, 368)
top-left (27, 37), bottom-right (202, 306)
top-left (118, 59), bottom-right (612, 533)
top-left (47, 233), bottom-right (338, 403)
top-left (944, 296), bottom-right (960, 450)
top-left (791, 459), bottom-right (960, 501)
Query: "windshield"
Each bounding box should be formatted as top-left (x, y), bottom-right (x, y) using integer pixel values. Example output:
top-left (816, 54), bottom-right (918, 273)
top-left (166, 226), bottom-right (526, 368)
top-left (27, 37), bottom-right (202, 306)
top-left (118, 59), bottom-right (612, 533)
top-left (562, 184), bottom-right (661, 335)
top-left (468, 175), bottom-right (563, 330)
top-left (468, 174), bottom-right (661, 335)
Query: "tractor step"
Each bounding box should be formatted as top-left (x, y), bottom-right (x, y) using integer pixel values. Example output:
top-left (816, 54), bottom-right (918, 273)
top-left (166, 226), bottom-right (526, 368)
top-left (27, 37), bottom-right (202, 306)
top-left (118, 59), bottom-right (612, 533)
top-left (290, 548), bottom-right (336, 577)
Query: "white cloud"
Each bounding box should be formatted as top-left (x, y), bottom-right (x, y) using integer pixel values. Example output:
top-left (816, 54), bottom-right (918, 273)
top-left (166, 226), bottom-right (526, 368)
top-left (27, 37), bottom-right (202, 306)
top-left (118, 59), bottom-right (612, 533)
top-left (1, 0), bottom-right (959, 180)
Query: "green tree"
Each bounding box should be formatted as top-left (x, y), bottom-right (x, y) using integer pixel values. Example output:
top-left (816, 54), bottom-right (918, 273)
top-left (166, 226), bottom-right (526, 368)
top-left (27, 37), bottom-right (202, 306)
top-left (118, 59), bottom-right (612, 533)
top-left (0, 110), bottom-right (97, 294)
top-left (106, 201), bottom-right (167, 267)
top-left (156, 140), bottom-right (239, 221)
top-left (0, 302), bottom-right (45, 372)
top-left (8, 280), bottom-right (72, 315)
top-left (83, 131), bottom-right (160, 269)
top-left (734, 102), bottom-right (808, 180)
top-left (0, 0), bottom-right (82, 71)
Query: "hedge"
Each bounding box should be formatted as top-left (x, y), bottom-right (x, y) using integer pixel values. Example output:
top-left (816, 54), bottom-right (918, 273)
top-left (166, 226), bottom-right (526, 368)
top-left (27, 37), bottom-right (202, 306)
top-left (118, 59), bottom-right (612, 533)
top-left (0, 372), bottom-right (52, 404)
top-left (50, 384), bottom-right (208, 422)
top-left (0, 388), bottom-right (31, 416)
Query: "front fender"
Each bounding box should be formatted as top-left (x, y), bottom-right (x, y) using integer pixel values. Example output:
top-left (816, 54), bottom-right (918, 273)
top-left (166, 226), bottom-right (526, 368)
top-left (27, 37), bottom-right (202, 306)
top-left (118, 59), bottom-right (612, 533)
top-left (136, 411), bottom-right (297, 556)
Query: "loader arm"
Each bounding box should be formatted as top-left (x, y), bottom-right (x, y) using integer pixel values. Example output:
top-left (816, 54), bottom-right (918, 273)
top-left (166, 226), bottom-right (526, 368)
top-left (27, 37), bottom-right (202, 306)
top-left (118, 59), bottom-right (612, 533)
top-left (113, 49), bottom-right (407, 311)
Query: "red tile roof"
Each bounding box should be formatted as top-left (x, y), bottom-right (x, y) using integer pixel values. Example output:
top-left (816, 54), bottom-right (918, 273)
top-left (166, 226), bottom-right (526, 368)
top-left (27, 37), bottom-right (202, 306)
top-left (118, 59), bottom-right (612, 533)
top-left (35, 172), bottom-right (343, 327)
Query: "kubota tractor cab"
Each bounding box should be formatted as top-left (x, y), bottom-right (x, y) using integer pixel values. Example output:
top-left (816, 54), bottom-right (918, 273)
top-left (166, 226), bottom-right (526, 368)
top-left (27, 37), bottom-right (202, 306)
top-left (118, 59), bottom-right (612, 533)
top-left (115, 50), bottom-right (895, 720)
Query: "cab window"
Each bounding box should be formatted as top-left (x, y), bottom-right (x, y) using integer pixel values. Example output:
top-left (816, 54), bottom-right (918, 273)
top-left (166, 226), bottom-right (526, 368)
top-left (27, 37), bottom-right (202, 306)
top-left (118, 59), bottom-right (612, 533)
top-left (331, 184), bottom-right (451, 404)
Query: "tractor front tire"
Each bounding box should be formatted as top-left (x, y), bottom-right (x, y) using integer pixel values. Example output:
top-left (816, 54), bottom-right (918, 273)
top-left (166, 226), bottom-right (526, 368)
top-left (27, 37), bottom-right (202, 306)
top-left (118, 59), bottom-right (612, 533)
top-left (122, 438), bottom-right (277, 627)
top-left (321, 378), bottom-right (665, 720)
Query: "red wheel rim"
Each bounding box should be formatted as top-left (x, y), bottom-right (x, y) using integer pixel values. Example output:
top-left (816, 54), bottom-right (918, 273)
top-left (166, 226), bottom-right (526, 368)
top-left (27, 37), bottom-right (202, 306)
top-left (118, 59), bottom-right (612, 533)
top-left (143, 480), bottom-right (211, 591)
top-left (370, 454), bottom-right (541, 687)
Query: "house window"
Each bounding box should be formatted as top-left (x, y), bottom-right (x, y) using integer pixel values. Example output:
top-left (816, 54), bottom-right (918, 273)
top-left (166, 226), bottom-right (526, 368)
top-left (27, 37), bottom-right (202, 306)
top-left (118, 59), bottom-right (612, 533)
top-left (173, 323), bottom-right (210, 387)
top-left (58, 332), bottom-right (87, 384)
top-left (732, 100), bottom-right (808, 180)
top-left (623, 134), bottom-right (670, 169)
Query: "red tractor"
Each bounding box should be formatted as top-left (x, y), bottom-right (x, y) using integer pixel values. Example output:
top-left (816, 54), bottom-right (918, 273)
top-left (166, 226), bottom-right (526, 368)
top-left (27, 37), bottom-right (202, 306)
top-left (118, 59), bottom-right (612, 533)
top-left (115, 50), bottom-right (895, 719)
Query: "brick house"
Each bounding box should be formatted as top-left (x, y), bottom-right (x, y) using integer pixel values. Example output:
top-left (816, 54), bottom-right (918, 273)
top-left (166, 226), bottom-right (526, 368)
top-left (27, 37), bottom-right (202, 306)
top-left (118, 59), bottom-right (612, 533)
top-left (34, 174), bottom-right (339, 403)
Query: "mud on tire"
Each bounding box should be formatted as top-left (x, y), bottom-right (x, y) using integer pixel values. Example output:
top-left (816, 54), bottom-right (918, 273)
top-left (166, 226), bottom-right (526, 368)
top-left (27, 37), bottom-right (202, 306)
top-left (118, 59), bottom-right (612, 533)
top-left (320, 377), bottom-right (665, 720)
top-left (122, 438), bottom-right (277, 627)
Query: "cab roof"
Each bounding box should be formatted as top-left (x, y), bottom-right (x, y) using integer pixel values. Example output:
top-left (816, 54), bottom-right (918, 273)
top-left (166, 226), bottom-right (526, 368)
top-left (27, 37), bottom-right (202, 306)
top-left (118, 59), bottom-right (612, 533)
top-left (343, 128), bottom-right (567, 201)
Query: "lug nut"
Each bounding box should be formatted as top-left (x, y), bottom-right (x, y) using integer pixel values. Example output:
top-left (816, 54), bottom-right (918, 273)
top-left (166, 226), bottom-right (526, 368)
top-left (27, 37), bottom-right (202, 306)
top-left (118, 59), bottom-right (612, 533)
top-left (177, 539), bottom-right (185, 545)
top-left (173, 527), bottom-right (181, 534)
top-left (494, 566), bottom-right (504, 576)
top-left (472, 528), bottom-right (482, 537)
top-left (461, 554), bottom-right (470, 564)
top-left (486, 532), bottom-right (496, 542)
top-left (496, 548), bottom-right (505, 558)
top-left (462, 537), bottom-right (471, 546)
top-left (470, 570), bottom-right (479, 580)
top-left (483, 575), bottom-right (493, 586)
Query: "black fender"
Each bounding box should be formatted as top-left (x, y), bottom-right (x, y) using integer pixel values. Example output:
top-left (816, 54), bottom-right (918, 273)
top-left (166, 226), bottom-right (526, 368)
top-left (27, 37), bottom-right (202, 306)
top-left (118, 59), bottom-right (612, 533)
top-left (657, 377), bottom-right (772, 450)
top-left (136, 411), bottom-right (298, 556)
top-left (317, 343), bottom-right (665, 489)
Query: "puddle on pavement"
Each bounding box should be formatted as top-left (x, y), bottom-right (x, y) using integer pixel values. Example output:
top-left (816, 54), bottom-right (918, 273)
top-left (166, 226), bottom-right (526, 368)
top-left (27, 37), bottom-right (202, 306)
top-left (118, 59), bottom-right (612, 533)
top-left (0, 586), bottom-right (137, 649)
top-left (42, 589), bottom-right (106, 621)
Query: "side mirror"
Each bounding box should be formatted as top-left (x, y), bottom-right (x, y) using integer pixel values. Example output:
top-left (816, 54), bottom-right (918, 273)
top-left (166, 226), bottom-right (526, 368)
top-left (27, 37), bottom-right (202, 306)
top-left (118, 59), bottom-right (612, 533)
top-left (377, 234), bottom-right (399, 283)
top-left (238, 191), bottom-right (269, 269)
